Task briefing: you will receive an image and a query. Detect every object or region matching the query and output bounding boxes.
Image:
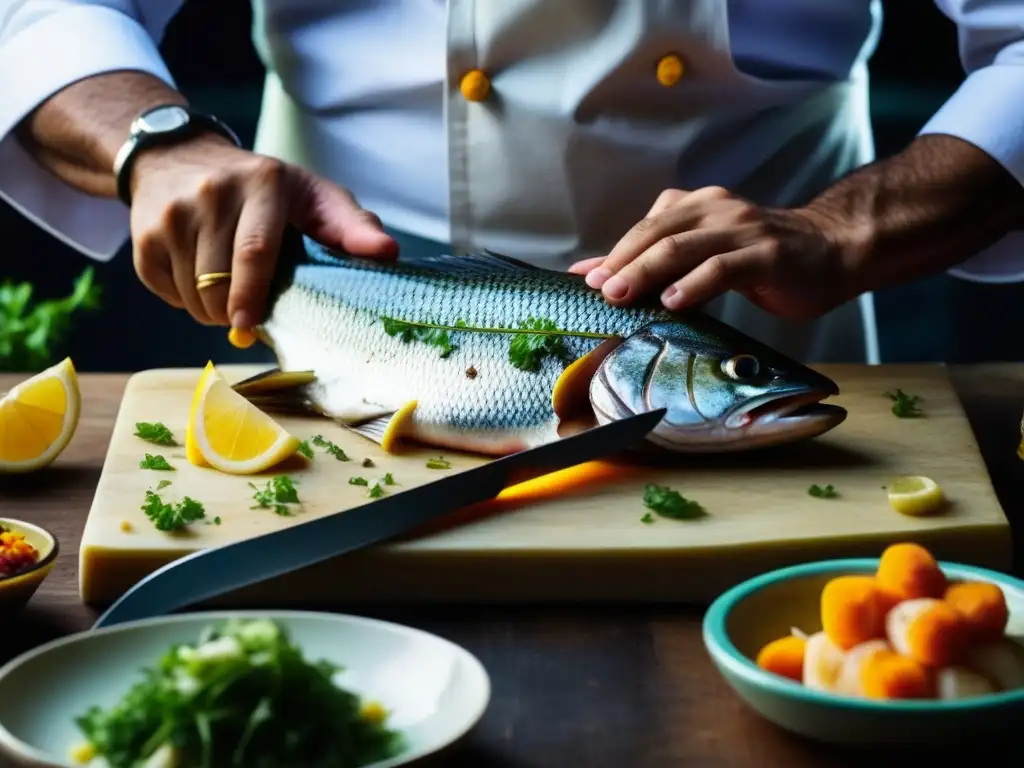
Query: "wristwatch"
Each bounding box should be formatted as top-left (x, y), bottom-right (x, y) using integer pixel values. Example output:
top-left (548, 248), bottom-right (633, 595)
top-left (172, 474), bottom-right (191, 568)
top-left (112, 104), bottom-right (242, 206)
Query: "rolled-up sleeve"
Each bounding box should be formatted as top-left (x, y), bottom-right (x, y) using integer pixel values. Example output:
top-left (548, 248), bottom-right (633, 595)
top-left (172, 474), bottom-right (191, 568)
top-left (921, 1), bottom-right (1024, 283)
top-left (0, 1), bottom-right (183, 261)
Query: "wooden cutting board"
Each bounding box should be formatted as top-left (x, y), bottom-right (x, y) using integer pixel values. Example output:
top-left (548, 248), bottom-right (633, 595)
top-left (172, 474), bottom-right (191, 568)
top-left (79, 364), bottom-right (1013, 608)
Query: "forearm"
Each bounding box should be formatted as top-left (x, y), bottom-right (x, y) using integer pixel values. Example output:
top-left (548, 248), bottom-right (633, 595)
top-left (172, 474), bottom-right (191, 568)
top-left (13, 71), bottom-right (187, 199)
top-left (802, 134), bottom-right (1024, 295)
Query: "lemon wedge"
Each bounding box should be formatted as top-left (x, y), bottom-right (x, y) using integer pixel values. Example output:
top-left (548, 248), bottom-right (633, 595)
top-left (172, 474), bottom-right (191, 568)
top-left (0, 357), bottom-right (80, 474)
top-left (186, 361), bottom-right (300, 474)
top-left (887, 475), bottom-right (945, 516)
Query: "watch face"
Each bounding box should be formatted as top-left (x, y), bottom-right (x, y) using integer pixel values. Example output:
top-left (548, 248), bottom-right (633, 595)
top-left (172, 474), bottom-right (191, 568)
top-left (135, 106), bottom-right (190, 134)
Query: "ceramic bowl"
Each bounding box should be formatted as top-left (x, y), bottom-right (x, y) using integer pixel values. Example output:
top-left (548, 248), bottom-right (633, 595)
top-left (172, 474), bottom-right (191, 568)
top-left (0, 610), bottom-right (491, 767)
top-left (703, 558), bottom-right (1024, 748)
top-left (0, 519), bottom-right (58, 611)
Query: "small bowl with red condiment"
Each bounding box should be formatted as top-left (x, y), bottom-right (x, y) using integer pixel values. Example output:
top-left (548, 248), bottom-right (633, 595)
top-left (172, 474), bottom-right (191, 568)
top-left (0, 519), bottom-right (57, 610)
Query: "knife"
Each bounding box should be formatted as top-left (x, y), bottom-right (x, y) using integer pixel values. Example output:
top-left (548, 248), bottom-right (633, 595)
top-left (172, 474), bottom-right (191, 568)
top-left (93, 408), bottom-right (666, 629)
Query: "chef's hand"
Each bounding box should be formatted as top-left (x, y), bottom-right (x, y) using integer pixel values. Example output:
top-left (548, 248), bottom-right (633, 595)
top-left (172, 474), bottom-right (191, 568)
top-left (568, 186), bottom-right (852, 321)
top-left (129, 133), bottom-right (398, 329)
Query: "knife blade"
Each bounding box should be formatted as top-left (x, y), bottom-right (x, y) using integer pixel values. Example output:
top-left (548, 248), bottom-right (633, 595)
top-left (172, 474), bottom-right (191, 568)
top-left (93, 408), bottom-right (666, 629)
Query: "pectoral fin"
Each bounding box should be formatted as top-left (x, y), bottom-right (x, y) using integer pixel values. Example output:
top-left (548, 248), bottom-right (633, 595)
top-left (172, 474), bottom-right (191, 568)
top-left (231, 368), bottom-right (319, 415)
top-left (347, 401), bottom-right (419, 453)
top-left (552, 338), bottom-right (622, 421)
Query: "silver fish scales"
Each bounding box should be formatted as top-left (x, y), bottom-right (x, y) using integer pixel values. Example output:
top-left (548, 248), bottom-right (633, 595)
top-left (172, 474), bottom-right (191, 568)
top-left (240, 242), bottom-right (846, 456)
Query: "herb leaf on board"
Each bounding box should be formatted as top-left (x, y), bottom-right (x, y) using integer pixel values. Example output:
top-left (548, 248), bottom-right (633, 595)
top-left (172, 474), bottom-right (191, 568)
top-left (139, 454), bottom-right (175, 471)
top-left (808, 483), bottom-right (838, 499)
top-left (885, 389), bottom-right (924, 418)
top-left (133, 422), bottom-right (176, 446)
top-left (642, 484), bottom-right (705, 520)
top-left (141, 488), bottom-right (205, 532)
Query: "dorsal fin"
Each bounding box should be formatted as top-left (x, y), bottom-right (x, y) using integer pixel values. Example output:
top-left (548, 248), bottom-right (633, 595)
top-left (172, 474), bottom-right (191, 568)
top-left (301, 237), bottom-right (548, 278)
top-left (400, 249), bottom-right (545, 277)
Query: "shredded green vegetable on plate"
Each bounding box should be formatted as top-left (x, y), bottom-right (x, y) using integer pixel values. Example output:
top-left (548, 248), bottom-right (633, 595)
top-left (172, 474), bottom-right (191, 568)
top-left (73, 618), bottom-right (404, 768)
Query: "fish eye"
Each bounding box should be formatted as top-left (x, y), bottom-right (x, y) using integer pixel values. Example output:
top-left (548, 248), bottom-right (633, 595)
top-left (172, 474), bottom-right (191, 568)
top-left (721, 354), bottom-right (760, 380)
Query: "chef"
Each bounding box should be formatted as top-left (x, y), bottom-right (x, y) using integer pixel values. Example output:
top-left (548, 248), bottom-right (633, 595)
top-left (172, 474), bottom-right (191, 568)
top-left (1, 1), bottom-right (1023, 365)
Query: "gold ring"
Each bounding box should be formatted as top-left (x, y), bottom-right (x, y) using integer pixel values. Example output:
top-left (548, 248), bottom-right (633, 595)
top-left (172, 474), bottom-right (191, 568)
top-left (195, 272), bottom-right (232, 290)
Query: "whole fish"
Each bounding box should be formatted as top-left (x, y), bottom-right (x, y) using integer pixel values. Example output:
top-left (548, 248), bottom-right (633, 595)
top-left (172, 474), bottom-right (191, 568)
top-left (234, 238), bottom-right (846, 456)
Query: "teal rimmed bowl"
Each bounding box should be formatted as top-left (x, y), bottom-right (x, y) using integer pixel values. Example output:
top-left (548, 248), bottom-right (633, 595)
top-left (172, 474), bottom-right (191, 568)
top-left (702, 558), bottom-right (1024, 748)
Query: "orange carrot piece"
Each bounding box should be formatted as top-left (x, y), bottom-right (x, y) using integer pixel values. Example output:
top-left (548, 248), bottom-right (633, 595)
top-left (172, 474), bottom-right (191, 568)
top-left (861, 649), bottom-right (935, 700)
top-left (944, 582), bottom-right (1009, 642)
top-left (756, 635), bottom-right (807, 682)
top-left (876, 543), bottom-right (947, 601)
top-left (886, 598), bottom-right (968, 667)
top-left (821, 575), bottom-right (888, 650)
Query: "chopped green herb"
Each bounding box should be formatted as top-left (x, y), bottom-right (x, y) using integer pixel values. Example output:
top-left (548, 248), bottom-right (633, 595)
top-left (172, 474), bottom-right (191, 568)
top-left (368, 484), bottom-right (385, 499)
top-left (141, 488), bottom-right (205, 532)
top-left (139, 453), bottom-right (174, 471)
top-left (381, 315), bottom-right (461, 358)
top-left (808, 483), bottom-right (838, 499)
top-left (250, 476), bottom-right (301, 516)
top-left (361, 458), bottom-right (374, 468)
top-left (885, 389), bottom-right (924, 418)
top-left (508, 317), bottom-right (572, 372)
top-left (297, 440), bottom-right (314, 460)
top-left (640, 512), bottom-right (655, 524)
top-left (382, 472), bottom-right (396, 485)
top-left (642, 484), bottom-right (705, 520)
top-left (378, 316), bottom-right (613, 372)
top-left (213, 516), bottom-right (222, 525)
top-left (133, 422), bottom-right (176, 446)
top-left (0, 266), bottom-right (101, 372)
top-left (155, 479), bottom-right (172, 491)
top-left (311, 434), bottom-right (349, 461)
top-left (349, 477), bottom-right (368, 486)
top-left (73, 618), bottom-right (405, 768)
top-left (426, 456), bottom-right (451, 470)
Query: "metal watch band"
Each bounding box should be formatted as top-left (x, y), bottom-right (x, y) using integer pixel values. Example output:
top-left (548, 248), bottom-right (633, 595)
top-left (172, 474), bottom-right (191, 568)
top-left (113, 106), bottom-right (242, 206)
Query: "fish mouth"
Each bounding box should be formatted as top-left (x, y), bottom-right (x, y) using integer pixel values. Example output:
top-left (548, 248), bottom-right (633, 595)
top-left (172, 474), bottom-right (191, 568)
top-left (718, 389), bottom-right (847, 449)
top-left (591, 386), bottom-right (846, 452)
top-left (726, 390), bottom-right (844, 429)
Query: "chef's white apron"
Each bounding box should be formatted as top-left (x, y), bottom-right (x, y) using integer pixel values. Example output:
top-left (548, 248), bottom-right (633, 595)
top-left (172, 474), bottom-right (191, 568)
top-left (251, 0), bottom-right (881, 364)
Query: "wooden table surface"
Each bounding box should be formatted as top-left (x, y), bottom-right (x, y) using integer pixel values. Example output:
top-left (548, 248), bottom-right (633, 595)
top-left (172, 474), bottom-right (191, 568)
top-left (2, 367), bottom-right (1023, 767)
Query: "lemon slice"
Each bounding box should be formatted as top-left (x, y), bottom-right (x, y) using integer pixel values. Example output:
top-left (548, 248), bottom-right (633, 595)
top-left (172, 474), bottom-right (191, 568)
top-left (887, 475), bottom-right (945, 516)
top-left (186, 361), bottom-right (300, 474)
top-left (0, 357), bottom-right (80, 474)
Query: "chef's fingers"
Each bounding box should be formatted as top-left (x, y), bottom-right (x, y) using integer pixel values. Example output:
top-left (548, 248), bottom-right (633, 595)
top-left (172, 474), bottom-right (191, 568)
top-left (290, 169), bottom-right (399, 259)
top-left (228, 179), bottom-right (288, 331)
top-left (646, 188), bottom-right (691, 217)
top-left (168, 230), bottom-right (214, 325)
top-left (659, 244), bottom-right (766, 310)
top-left (194, 210), bottom-right (240, 327)
top-left (132, 237), bottom-right (183, 309)
top-left (566, 256), bottom-right (606, 274)
top-left (568, 191), bottom-right (694, 275)
top-left (599, 229), bottom-right (741, 306)
top-left (588, 187), bottom-right (724, 289)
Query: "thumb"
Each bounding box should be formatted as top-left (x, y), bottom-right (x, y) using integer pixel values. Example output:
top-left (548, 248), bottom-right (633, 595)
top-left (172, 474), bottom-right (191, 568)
top-left (289, 169), bottom-right (398, 258)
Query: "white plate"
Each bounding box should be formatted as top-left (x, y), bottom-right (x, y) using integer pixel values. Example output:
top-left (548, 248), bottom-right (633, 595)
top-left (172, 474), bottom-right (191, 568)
top-left (0, 610), bottom-right (491, 767)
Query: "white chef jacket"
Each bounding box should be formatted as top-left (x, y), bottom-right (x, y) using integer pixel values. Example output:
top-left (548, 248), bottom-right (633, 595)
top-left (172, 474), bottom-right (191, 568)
top-left (2, 1), bottom-right (1024, 365)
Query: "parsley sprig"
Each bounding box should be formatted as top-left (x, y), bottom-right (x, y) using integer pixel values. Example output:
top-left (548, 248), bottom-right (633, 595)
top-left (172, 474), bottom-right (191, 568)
top-left (378, 315), bottom-right (613, 372)
top-left (885, 389), bottom-right (924, 418)
top-left (250, 476), bottom-right (301, 516)
top-left (310, 435), bottom-right (350, 461)
top-left (0, 266), bottom-right (101, 372)
top-left (139, 454), bottom-right (175, 471)
top-left (134, 422), bottom-right (176, 446)
top-left (642, 484), bottom-right (705, 521)
top-left (808, 483), bottom-right (838, 499)
top-left (141, 487), bottom-right (205, 532)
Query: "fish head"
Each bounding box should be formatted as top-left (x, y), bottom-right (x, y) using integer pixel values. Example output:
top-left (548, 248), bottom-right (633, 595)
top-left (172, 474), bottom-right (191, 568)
top-left (588, 320), bottom-right (846, 451)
